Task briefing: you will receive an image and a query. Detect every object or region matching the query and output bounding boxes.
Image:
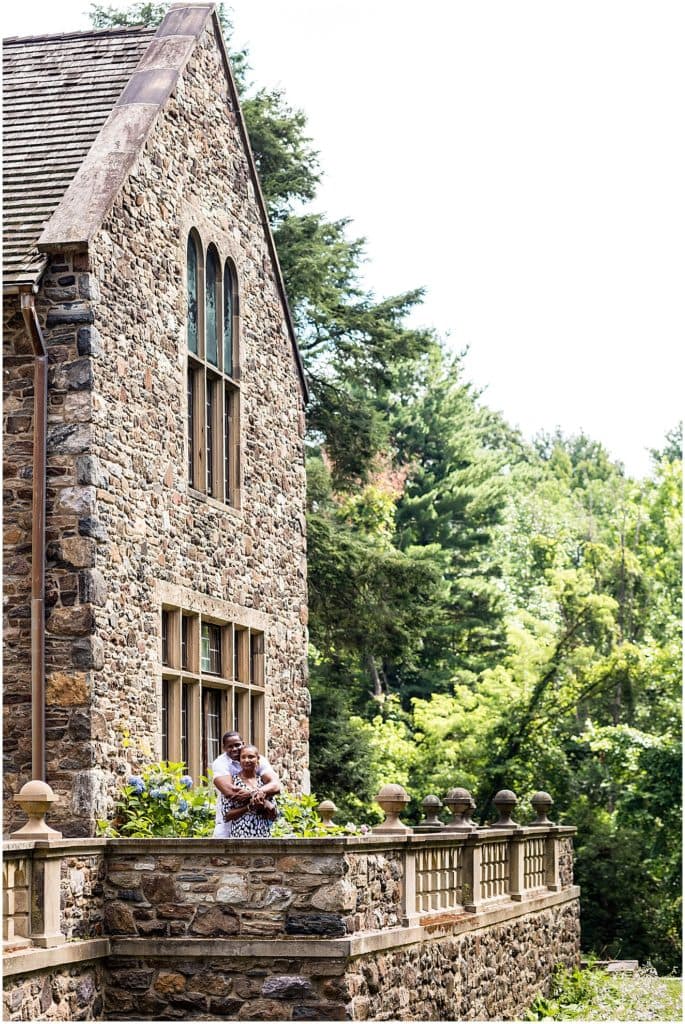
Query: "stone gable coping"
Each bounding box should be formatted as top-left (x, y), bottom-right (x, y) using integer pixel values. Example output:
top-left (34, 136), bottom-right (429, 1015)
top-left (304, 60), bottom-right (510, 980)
top-left (39, 5), bottom-right (214, 250)
top-left (35, 2), bottom-right (309, 400)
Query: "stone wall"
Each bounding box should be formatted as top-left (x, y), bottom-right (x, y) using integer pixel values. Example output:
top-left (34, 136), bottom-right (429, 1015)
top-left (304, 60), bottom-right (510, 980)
top-left (346, 900), bottom-right (580, 1021)
top-left (2, 254), bottom-right (102, 835)
top-left (3, 964), bottom-right (105, 1022)
top-left (102, 839), bottom-right (374, 940)
top-left (3, 18), bottom-right (309, 835)
top-left (61, 851), bottom-right (106, 940)
top-left (103, 954), bottom-right (348, 1021)
top-left (82, 16), bottom-right (308, 822)
top-left (3, 833), bottom-right (580, 1021)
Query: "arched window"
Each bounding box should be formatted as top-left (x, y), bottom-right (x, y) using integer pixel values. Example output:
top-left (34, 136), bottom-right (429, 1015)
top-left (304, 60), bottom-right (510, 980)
top-left (223, 259), bottom-right (234, 376)
top-left (186, 231), bottom-right (240, 506)
top-left (186, 233), bottom-right (199, 355)
top-left (205, 245), bottom-right (220, 367)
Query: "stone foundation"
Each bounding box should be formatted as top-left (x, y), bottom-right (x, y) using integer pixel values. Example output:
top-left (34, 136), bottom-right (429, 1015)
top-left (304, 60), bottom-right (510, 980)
top-left (3, 963), bottom-right (105, 1022)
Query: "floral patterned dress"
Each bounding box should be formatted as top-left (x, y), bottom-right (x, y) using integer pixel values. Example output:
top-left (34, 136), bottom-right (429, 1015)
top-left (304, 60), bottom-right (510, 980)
top-left (221, 773), bottom-right (275, 838)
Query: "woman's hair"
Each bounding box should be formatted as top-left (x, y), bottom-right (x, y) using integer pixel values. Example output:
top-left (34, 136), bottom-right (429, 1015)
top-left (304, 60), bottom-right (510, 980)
top-left (240, 744), bottom-right (259, 756)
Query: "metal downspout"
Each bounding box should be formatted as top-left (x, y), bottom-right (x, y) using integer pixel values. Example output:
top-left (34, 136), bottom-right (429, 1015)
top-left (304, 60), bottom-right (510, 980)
top-left (20, 290), bottom-right (47, 782)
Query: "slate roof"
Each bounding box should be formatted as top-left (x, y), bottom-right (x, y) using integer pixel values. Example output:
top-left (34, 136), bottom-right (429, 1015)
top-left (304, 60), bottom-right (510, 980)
top-left (3, 27), bottom-right (155, 289)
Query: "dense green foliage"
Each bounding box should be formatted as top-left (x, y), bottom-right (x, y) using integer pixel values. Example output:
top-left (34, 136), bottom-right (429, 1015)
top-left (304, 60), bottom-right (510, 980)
top-left (93, 4), bottom-right (682, 974)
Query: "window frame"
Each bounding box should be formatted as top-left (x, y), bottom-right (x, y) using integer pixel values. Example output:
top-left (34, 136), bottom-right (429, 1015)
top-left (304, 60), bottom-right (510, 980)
top-left (186, 231), bottom-right (241, 508)
top-left (160, 605), bottom-right (266, 780)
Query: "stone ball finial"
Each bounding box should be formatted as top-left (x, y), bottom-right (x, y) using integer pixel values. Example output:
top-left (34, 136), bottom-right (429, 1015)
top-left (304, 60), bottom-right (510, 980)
top-left (373, 783), bottom-right (411, 833)
top-left (490, 789), bottom-right (518, 829)
top-left (12, 780), bottom-right (63, 840)
top-left (444, 787), bottom-right (474, 830)
top-left (531, 791), bottom-right (554, 825)
top-left (317, 799), bottom-right (337, 827)
top-left (419, 794), bottom-right (443, 828)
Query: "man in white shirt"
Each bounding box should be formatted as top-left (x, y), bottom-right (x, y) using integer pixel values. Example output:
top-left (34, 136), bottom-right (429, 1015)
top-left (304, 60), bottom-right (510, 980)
top-left (211, 730), bottom-right (281, 838)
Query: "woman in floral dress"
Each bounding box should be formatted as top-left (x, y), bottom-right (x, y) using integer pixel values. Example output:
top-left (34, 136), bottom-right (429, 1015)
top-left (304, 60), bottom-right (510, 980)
top-left (221, 744), bottom-right (277, 838)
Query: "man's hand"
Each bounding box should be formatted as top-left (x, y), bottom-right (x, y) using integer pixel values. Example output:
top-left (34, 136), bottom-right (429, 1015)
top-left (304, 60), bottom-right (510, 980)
top-left (259, 767), bottom-right (282, 798)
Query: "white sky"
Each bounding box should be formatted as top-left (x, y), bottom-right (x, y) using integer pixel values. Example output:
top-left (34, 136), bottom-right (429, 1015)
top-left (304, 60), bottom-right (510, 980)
top-left (3, 1), bottom-right (683, 477)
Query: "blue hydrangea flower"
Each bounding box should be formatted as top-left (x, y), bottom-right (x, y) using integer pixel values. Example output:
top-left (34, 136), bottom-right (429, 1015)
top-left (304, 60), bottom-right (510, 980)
top-left (180, 775), bottom-right (193, 789)
top-left (127, 776), bottom-right (145, 794)
top-left (177, 798), bottom-right (189, 812)
top-left (149, 787), bottom-right (163, 799)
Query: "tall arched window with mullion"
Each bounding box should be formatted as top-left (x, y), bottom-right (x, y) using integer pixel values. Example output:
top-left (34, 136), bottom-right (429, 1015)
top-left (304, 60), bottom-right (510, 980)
top-left (223, 259), bottom-right (239, 505)
top-left (186, 232), bottom-right (203, 489)
top-left (186, 231), bottom-right (239, 506)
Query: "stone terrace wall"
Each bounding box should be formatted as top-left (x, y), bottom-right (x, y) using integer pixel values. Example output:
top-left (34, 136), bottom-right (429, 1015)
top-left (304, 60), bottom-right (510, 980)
top-left (3, 834), bottom-right (580, 1021)
top-left (103, 954), bottom-right (349, 1021)
top-left (346, 900), bottom-right (580, 1021)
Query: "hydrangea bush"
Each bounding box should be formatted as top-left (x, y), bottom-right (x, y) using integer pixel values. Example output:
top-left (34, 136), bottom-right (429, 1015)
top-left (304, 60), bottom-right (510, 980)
top-left (97, 761), bottom-right (215, 837)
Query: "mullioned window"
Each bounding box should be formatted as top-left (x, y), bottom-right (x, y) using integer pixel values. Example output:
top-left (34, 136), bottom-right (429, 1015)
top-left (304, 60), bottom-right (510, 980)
top-left (186, 230), bottom-right (240, 507)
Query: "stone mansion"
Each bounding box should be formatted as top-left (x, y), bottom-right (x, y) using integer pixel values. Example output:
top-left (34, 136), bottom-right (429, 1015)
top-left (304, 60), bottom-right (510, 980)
top-left (3, 2), bottom-right (310, 837)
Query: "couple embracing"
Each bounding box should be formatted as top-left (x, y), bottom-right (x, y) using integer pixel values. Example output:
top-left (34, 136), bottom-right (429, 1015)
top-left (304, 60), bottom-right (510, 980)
top-left (211, 731), bottom-right (281, 838)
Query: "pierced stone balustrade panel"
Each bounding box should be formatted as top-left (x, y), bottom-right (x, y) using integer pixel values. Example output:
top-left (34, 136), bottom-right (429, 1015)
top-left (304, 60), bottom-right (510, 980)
top-left (524, 836), bottom-right (546, 890)
top-left (415, 843), bottom-right (463, 913)
top-left (3, 856), bottom-right (31, 947)
top-left (479, 839), bottom-right (509, 901)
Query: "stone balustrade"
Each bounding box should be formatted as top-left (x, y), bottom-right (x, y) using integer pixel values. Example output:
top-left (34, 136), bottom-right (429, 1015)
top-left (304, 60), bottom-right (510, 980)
top-left (3, 785), bottom-right (580, 1020)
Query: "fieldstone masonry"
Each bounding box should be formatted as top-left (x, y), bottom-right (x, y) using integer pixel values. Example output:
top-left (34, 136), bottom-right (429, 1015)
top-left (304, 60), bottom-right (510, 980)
top-left (3, 15), bottom-right (309, 835)
top-left (3, 831), bottom-right (580, 1020)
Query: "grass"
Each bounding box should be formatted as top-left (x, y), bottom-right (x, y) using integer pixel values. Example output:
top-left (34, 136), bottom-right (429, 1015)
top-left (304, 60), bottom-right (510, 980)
top-left (525, 964), bottom-right (682, 1021)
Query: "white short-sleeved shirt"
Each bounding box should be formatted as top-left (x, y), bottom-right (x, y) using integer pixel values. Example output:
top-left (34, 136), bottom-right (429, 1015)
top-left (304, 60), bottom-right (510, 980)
top-left (211, 752), bottom-right (271, 838)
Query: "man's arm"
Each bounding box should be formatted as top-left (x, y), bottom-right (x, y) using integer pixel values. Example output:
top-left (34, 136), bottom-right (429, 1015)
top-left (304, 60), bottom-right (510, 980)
top-left (213, 773), bottom-right (251, 804)
top-left (258, 766), bottom-right (281, 798)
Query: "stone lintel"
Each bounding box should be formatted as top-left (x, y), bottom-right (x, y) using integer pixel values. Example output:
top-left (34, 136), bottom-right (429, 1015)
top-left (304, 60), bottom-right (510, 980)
top-left (2, 938), bottom-right (110, 977)
top-left (154, 579), bottom-right (270, 633)
top-left (111, 937), bottom-right (354, 960)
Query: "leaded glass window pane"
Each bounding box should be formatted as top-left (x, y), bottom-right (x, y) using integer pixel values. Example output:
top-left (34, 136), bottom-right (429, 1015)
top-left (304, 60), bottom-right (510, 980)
top-left (206, 246), bottom-right (219, 367)
top-left (161, 681), bottom-right (169, 761)
top-left (201, 623), bottom-right (221, 675)
top-left (187, 234), bottom-right (199, 354)
top-left (223, 261), bottom-right (233, 375)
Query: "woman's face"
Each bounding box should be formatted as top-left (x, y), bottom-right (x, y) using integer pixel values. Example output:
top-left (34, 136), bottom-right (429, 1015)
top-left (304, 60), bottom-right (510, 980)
top-left (240, 747), bottom-right (259, 771)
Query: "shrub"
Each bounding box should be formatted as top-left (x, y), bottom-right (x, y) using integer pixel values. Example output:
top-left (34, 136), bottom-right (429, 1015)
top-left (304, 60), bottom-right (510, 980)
top-left (271, 791), bottom-right (369, 838)
top-left (97, 761), bottom-right (215, 837)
